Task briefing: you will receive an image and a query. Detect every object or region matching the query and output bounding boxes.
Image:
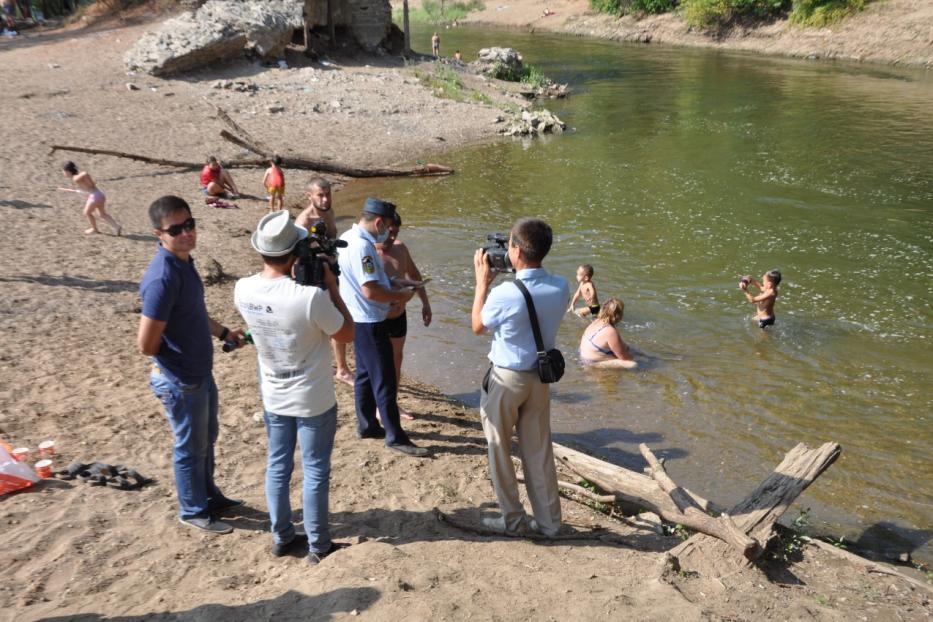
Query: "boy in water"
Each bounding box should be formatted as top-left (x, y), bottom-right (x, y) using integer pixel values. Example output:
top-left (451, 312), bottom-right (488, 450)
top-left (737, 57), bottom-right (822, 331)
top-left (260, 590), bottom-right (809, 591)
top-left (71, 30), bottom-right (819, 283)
top-left (199, 156), bottom-right (239, 200)
top-left (261, 156), bottom-right (286, 212)
top-left (568, 264), bottom-right (600, 317)
top-left (740, 269), bottom-right (781, 328)
top-left (62, 161), bottom-right (122, 235)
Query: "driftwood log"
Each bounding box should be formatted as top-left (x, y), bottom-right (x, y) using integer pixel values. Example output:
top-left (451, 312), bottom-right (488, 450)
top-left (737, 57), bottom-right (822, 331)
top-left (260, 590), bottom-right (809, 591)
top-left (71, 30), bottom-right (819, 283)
top-left (214, 106), bottom-right (454, 178)
top-left (670, 442), bottom-right (841, 576)
top-left (553, 444), bottom-right (760, 558)
top-left (50, 106), bottom-right (454, 179)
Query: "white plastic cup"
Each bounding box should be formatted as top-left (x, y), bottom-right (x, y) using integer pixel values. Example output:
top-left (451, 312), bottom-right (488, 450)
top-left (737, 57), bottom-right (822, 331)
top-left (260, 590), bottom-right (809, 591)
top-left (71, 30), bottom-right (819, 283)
top-left (35, 459), bottom-right (53, 478)
top-left (38, 440), bottom-right (55, 456)
top-left (11, 447), bottom-right (29, 462)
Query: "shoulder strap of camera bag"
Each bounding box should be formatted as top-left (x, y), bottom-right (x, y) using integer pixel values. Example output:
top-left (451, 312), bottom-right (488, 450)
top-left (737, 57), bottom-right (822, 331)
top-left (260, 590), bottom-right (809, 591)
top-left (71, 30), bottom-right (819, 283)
top-left (513, 279), bottom-right (546, 355)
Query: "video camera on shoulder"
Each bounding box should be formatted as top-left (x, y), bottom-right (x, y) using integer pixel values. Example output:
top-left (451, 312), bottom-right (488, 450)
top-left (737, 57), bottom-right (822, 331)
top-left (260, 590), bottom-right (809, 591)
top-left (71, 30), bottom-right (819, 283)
top-left (293, 219), bottom-right (348, 288)
top-left (484, 233), bottom-right (514, 273)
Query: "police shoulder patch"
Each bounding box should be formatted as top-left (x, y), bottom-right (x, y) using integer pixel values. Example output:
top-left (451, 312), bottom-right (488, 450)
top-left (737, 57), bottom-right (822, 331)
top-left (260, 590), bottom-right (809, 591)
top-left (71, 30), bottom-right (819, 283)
top-left (362, 255), bottom-right (375, 274)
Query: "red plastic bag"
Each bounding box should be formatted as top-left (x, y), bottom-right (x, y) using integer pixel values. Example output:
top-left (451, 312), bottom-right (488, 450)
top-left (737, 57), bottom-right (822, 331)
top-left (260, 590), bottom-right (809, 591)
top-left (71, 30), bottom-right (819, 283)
top-left (0, 444), bottom-right (39, 497)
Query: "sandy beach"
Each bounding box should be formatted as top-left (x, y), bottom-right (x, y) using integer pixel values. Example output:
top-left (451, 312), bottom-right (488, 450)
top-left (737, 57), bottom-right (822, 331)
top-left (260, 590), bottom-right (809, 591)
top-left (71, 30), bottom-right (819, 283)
top-left (0, 12), bottom-right (930, 621)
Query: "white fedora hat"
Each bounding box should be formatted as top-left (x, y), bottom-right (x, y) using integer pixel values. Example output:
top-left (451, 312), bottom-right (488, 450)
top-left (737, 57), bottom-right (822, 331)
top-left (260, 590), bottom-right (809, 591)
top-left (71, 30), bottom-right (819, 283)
top-left (251, 211), bottom-right (308, 257)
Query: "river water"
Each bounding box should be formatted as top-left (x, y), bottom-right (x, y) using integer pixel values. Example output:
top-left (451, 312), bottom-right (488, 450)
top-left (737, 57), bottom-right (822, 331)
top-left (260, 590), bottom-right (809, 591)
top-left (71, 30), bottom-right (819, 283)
top-left (343, 26), bottom-right (933, 558)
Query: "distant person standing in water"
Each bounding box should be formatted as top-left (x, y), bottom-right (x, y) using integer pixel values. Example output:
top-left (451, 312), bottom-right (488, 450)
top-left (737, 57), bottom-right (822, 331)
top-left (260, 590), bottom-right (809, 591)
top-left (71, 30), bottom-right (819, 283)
top-left (431, 32), bottom-right (440, 58)
top-left (62, 161), bottom-right (122, 235)
top-left (568, 264), bottom-right (600, 317)
top-left (740, 269), bottom-right (781, 328)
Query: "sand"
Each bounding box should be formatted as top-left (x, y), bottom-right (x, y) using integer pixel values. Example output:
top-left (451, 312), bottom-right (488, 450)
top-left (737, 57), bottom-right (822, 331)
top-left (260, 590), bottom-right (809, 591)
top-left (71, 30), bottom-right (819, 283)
top-left (0, 12), bottom-right (930, 622)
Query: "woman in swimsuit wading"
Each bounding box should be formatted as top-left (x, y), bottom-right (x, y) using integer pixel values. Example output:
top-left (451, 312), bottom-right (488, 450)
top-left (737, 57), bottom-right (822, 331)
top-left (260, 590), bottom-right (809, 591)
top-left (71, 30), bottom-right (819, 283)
top-left (579, 298), bottom-right (637, 369)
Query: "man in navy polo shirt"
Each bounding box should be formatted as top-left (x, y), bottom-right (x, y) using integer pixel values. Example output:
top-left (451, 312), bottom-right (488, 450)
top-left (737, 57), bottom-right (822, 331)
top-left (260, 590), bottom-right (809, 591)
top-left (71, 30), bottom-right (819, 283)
top-left (337, 198), bottom-right (429, 457)
top-left (138, 195), bottom-right (246, 534)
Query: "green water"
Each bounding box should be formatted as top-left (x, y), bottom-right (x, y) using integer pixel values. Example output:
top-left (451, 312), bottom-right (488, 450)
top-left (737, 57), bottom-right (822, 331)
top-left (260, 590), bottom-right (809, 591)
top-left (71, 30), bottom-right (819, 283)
top-left (348, 27), bottom-right (933, 557)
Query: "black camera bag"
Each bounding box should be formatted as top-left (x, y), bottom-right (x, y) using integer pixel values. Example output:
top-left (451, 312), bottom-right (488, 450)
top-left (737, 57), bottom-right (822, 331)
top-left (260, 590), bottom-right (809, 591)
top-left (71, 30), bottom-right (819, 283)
top-left (514, 280), bottom-right (565, 384)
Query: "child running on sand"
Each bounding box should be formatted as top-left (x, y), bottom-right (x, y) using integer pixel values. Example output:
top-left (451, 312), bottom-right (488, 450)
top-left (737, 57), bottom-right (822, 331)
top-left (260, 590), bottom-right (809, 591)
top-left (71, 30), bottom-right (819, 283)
top-left (261, 156), bottom-right (285, 212)
top-left (740, 269), bottom-right (781, 328)
top-left (199, 156), bottom-right (239, 200)
top-left (568, 264), bottom-right (600, 317)
top-left (62, 161), bottom-right (122, 235)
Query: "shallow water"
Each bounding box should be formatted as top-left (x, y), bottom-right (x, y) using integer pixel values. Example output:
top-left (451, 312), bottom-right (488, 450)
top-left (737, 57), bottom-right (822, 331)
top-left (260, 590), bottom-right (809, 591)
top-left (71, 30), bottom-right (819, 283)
top-left (346, 26), bottom-right (933, 558)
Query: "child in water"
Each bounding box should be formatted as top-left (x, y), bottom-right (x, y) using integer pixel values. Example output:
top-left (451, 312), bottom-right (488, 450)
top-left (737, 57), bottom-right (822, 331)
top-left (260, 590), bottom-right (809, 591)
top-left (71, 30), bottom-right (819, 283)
top-left (740, 269), bottom-right (781, 328)
top-left (262, 156), bottom-right (285, 212)
top-left (568, 264), bottom-right (600, 317)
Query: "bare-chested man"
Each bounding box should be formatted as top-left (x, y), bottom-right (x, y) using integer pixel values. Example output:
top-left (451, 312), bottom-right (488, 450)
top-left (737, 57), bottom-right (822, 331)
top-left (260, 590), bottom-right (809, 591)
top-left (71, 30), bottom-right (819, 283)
top-left (296, 177), bottom-right (353, 385)
top-left (376, 211), bottom-right (431, 420)
top-left (62, 161), bottom-right (122, 235)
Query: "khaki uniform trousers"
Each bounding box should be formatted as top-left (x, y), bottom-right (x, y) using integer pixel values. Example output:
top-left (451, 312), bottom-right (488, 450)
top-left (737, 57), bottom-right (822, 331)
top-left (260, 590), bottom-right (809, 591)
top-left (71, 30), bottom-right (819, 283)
top-left (480, 366), bottom-right (561, 533)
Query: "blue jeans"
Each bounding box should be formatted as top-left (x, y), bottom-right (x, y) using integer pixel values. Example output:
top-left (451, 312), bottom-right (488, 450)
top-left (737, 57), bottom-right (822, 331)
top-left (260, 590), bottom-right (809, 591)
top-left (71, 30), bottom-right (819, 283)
top-left (264, 405), bottom-right (337, 554)
top-left (149, 369), bottom-right (223, 520)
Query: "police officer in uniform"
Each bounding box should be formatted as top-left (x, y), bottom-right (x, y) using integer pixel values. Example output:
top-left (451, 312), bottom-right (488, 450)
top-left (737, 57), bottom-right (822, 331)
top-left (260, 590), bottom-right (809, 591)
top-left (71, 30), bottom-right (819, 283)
top-left (338, 198), bottom-right (429, 457)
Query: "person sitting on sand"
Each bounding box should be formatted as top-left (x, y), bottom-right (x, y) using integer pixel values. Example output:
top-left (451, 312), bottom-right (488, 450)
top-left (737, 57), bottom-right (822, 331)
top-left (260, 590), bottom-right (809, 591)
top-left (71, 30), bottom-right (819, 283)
top-left (542, 7), bottom-right (554, 17)
top-left (740, 269), bottom-right (781, 328)
top-left (199, 156), bottom-right (239, 199)
top-left (62, 161), bottom-right (122, 235)
top-left (1, 0), bottom-right (17, 35)
top-left (579, 298), bottom-right (637, 369)
top-left (261, 156), bottom-right (286, 212)
top-left (568, 264), bottom-right (600, 317)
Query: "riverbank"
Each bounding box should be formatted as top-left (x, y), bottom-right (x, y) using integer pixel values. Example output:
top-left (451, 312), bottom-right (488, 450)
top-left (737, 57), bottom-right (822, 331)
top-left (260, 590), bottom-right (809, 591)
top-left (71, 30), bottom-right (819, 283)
top-left (429, 0), bottom-right (933, 68)
top-left (0, 18), bottom-right (930, 620)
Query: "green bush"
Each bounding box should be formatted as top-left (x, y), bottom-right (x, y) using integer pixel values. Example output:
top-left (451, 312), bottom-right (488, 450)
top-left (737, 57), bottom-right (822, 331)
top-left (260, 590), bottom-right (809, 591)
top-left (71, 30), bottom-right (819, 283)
top-left (588, 0), bottom-right (624, 16)
top-left (791, 0), bottom-right (864, 26)
top-left (396, 0), bottom-right (485, 24)
top-left (682, 0), bottom-right (789, 28)
top-left (631, 0), bottom-right (678, 13)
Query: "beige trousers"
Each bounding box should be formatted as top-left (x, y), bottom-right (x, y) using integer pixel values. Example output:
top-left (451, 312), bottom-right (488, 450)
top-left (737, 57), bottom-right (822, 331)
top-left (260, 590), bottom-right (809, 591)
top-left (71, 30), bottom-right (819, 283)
top-left (480, 366), bottom-right (561, 533)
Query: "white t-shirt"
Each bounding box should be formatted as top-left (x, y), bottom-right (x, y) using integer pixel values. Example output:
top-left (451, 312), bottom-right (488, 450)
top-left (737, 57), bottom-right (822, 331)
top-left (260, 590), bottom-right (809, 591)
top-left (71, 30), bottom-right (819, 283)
top-left (234, 275), bottom-right (345, 417)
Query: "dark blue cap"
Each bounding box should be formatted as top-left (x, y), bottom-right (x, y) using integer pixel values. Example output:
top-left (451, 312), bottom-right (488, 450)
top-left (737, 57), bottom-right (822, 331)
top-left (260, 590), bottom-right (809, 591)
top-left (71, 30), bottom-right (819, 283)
top-left (362, 197), bottom-right (396, 218)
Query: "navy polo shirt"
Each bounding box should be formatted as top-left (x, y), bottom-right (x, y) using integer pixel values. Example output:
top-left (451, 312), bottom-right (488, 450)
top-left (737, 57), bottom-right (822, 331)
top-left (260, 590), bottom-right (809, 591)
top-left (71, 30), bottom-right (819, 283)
top-left (140, 245), bottom-right (213, 384)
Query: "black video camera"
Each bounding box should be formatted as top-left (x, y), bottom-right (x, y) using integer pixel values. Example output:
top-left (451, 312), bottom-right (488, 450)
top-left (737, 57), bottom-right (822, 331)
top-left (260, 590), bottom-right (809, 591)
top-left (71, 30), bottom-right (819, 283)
top-left (483, 233), bottom-right (514, 273)
top-left (293, 219), bottom-right (348, 288)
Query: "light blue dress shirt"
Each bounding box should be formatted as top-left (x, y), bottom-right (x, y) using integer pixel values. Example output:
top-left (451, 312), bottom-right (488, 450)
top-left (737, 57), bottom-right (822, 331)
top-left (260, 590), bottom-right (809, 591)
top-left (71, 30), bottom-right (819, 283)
top-left (481, 268), bottom-right (570, 371)
top-left (338, 224), bottom-right (392, 323)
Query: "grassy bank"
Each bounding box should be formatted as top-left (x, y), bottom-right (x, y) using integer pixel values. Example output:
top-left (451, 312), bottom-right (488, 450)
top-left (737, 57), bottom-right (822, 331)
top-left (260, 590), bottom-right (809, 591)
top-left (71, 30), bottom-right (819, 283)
top-left (393, 0), bottom-right (485, 24)
top-left (589, 0), bottom-right (868, 28)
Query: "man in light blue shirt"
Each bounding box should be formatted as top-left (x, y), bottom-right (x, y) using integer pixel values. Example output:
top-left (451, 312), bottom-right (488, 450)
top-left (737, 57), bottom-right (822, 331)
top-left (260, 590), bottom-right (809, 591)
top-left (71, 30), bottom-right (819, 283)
top-left (472, 218), bottom-right (569, 536)
top-left (338, 198), bottom-right (428, 457)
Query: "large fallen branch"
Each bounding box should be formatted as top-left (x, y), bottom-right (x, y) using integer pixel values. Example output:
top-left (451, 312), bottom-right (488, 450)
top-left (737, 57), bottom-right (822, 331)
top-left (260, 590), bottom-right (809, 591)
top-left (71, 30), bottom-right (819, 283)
top-left (50, 107), bottom-right (455, 180)
top-left (670, 442), bottom-right (842, 576)
top-left (218, 129), bottom-right (453, 178)
top-left (640, 443), bottom-right (759, 559)
top-left (553, 443), bottom-right (758, 558)
top-left (805, 537), bottom-right (933, 595)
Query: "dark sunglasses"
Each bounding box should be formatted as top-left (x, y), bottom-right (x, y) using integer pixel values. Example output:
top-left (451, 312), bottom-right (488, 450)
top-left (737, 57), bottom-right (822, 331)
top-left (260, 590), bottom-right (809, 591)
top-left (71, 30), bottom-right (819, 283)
top-left (158, 217), bottom-right (196, 237)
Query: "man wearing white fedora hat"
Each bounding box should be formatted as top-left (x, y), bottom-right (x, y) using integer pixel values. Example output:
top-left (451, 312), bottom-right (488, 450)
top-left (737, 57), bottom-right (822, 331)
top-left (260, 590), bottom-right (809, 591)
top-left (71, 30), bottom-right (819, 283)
top-left (234, 210), bottom-right (354, 564)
